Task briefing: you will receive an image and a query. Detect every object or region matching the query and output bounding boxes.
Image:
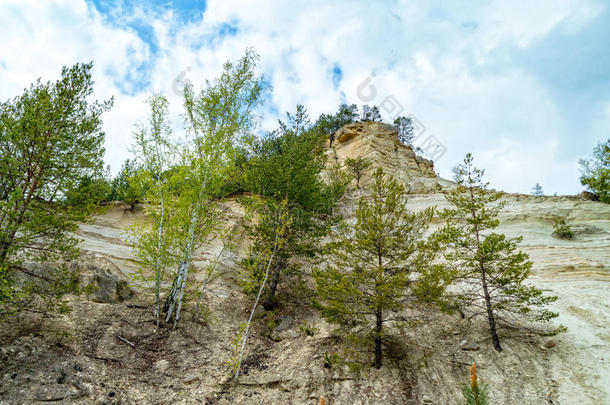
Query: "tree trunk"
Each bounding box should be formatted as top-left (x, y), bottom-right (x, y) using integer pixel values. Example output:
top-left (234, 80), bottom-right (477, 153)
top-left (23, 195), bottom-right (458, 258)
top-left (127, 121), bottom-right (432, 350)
top-left (481, 269), bottom-right (502, 352)
top-left (164, 261), bottom-right (186, 323)
top-left (167, 203), bottom-right (199, 328)
top-left (263, 258), bottom-right (282, 310)
top-left (469, 184), bottom-right (502, 352)
top-left (0, 240), bottom-right (10, 264)
top-left (154, 195), bottom-right (165, 327)
top-left (374, 308), bottom-right (383, 368)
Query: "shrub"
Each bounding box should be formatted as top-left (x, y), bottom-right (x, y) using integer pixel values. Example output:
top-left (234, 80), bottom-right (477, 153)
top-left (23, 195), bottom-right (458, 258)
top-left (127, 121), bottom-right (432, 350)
top-left (552, 217), bottom-right (573, 239)
top-left (461, 362), bottom-right (489, 405)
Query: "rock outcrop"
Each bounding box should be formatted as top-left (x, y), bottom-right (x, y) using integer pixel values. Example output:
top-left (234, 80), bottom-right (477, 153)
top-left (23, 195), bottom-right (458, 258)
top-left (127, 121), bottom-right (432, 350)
top-left (327, 121), bottom-right (454, 193)
top-left (77, 254), bottom-right (133, 303)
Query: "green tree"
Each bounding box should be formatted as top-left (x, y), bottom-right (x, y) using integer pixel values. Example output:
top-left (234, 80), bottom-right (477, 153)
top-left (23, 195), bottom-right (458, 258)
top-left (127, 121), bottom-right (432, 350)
top-left (161, 49), bottom-right (266, 327)
top-left (110, 158), bottom-right (140, 210)
top-left (531, 182), bottom-right (544, 196)
top-left (551, 216), bottom-right (573, 240)
top-left (437, 153), bottom-right (559, 352)
top-left (232, 198), bottom-right (290, 380)
top-left (361, 105), bottom-right (381, 122)
top-left (65, 172), bottom-right (112, 207)
top-left (393, 116), bottom-right (415, 146)
top-left (462, 362), bottom-right (489, 405)
top-left (579, 139), bottom-right (609, 203)
top-left (0, 62), bottom-right (113, 317)
top-left (130, 94), bottom-right (179, 327)
top-left (241, 105), bottom-right (345, 310)
top-left (344, 156), bottom-right (372, 188)
top-left (314, 103), bottom-right (359, 145)
top-left (313, 168), bottom-right (438, 368)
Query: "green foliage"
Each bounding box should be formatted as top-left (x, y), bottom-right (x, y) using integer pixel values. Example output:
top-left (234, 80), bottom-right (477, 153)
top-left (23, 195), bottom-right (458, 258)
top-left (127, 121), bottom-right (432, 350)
top-left (110, 159), bottom-right (141, 209)
top-left (130, 51), bottom-right (267, 327)
top-left (238, 197), bottom-right (291, 298)
top-left (244, 105), bottom-right (332, 208)
top-left (239, 105), bottom-right (346, 309)
top-left (393, 116), bottom-right (415, 146)
top-left (579, 139), bottom-right (609, 203)
top-left (326, 162), bottom-right (351, 199)
top-left (552, 217), bottom-right (573, 239)
top-left (299, 322), bottom-right (318, 336)
top-left (344, 156), bottom-right (372, 188)
top-left (314, 103), bottom-right (359, 138)
top-left (65, 176), bottom-right (111, 207)
top-left (437, 153), bottom-right (559, 351)
top-left (228, 323), bottom-right (248, 375)
top-left (313, 168), bottom-right (440, 368)
top-left (531, 182), bottom-right (544, 196)
top-left (361, 105), bottom-right (381, 122)
top-left (129, 94), bottom-right (180, 326)
top-left (323, 352), bottom-right (342, 369)
top-left (0, 62), bottom-right (112, 318)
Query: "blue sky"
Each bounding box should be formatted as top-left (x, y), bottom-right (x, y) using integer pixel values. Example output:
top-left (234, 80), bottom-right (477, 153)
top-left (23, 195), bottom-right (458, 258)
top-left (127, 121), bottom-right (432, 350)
top-left (1, 0), bottom-right (609, 195)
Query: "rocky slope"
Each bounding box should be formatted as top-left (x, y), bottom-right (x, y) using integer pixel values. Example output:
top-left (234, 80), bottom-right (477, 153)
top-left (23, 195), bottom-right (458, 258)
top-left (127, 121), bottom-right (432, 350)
top-left (1, 122), bottom-right (609, 404)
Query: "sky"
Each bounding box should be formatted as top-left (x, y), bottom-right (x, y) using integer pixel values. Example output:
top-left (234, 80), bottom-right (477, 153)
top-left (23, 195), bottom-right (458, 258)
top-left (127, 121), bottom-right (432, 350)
top-left (1, 0), bottom-right (609, 195)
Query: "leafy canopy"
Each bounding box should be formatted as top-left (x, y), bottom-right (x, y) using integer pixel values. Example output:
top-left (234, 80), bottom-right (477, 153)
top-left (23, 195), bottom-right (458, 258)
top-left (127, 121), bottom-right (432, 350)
top-left (239, 105), bottom-right (347, 309)
top-left (579, 139), bottom-right (609, 203)
top-left (0, 62), bottom-right (112, 317)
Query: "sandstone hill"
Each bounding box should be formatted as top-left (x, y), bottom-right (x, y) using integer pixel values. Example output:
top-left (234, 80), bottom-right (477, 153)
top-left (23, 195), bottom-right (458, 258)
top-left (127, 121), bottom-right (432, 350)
top-left (1, 122), bottom-right (609, 404)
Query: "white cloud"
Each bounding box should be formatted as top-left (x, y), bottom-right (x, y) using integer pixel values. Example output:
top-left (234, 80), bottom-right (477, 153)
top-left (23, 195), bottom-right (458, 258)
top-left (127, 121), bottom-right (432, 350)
top-left (0, 0), bottom-right (607, 195)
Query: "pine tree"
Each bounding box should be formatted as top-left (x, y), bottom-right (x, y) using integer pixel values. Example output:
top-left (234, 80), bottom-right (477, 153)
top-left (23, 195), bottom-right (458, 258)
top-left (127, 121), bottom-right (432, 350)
top-left (314, 168), bottom-right (438, 368)
top-left (110, 159), bottom-right (140, 210)
top-left (579, 139), bottom-right (609, 203)
top-left (361, 105), bottom-right (381, 122)
top-left (240, 105), bottom-right (345, 310)
top-left (314, 103), bottom-right (359, 143)
top-left (438, 154), bottom-right (559, 352)
top-left (0, 62), bottom-right (112, 318)
top-left (393, 116), bottom-right (415, 146)
top-left (344, 156), bottom-right (372, 188)
top-left (461, 362), bottom-right (489, 405)
top-left (531, 182), bottom-right (544, 196)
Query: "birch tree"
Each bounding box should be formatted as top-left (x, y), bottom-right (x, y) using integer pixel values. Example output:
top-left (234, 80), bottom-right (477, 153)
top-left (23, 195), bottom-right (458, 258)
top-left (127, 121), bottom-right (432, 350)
top-left (162, 49), bottom-right (266, 327)
top-left (130, 94), bottom-right (177, 327)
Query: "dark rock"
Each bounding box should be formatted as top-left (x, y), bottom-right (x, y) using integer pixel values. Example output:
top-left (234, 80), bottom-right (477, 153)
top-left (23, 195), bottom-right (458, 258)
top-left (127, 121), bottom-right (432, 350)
top-left (579, 191), bottom-right (596, 201)
top-left (56, 370), bottom-right (67, 384)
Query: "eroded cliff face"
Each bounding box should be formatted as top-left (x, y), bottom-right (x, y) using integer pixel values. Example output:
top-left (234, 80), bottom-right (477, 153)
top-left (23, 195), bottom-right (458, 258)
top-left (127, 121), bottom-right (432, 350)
top-left (1, 123), bottom-right (609, 404)
top-left (326, 121), bottom-right (454, 193)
